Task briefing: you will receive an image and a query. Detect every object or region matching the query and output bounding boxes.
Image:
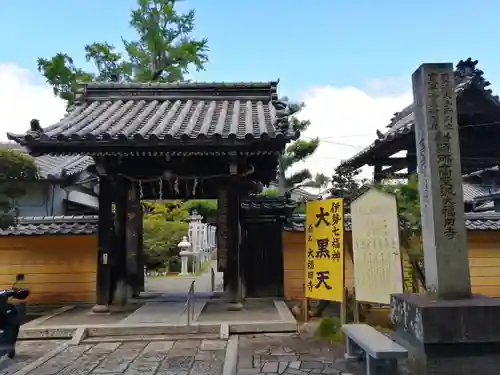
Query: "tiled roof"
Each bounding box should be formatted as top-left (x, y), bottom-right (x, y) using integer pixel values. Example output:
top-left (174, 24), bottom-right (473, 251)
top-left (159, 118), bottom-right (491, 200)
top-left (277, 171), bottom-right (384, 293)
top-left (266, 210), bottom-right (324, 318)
top-left (465, 212), bottom-right (500, 230)
top-left (463, 182), bottom-right (492, 203)
top-left (337, 58), bottom-right (500, 171)
top-left (284, 212), bottom-right (500, 232)
top-left (240, 197), bottom-right (297, 211)
top-left (0, 215), bottom-right (98, 236)
top-left (7, 82), bottom-right (298, 148)
top-left (0, 143), bottom-right (93, 179)
top-left (267, 182), bottom-right (320, 201)
top-left (463, 166), bottom-right (499, 179)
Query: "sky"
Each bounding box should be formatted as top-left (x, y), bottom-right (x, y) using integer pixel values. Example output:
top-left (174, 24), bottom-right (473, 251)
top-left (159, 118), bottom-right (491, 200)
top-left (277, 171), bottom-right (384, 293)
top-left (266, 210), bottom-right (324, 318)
top-left (1, 0), bottom-right (500, 182)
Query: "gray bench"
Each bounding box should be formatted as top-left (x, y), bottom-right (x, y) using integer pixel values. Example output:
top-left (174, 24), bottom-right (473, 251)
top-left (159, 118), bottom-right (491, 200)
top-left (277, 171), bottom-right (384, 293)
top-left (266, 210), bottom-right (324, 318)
top-left (341, 324), bottom-right (408, 375)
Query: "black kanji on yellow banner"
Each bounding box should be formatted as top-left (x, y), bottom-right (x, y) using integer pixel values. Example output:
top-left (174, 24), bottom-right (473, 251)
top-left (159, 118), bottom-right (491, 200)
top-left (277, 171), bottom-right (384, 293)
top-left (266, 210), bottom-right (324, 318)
top-left (305, 198), bottom-right (344, 301)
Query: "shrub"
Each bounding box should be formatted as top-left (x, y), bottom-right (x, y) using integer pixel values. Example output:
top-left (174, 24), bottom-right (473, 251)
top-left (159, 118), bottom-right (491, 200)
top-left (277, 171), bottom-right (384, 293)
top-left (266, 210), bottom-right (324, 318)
top-left (315, 316), bottom-right (344, 342)
top-left (143, 219), bottom-right (188, 270)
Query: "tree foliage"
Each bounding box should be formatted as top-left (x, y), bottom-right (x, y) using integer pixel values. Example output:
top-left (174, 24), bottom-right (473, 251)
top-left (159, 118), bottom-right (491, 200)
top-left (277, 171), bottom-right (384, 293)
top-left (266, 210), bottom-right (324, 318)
top-left (143, 218), bottom-right (188, 270)
top-left (279, 97), bottom-right (326, 190)
top-left (141, 199), bottom-right (216, 270)
top-left (181, 200), bottom-right (217, 219)
top-left (0, 149), bottom-right (39, 229)
top-left (330, 168), bottom-right (369, 214)
top-left (37, 0), bottom-right (209, 107)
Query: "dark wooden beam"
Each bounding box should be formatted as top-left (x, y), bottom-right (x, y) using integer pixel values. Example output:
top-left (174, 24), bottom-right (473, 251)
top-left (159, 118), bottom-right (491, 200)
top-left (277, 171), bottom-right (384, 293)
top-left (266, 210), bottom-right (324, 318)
top-left (369, 157), bottom-right (407, 167)
top-left (225, 157), bottom-right (243, 310)
top-left (93, 175), bottom-right (113, 313)
top-left (373, 165), bottom-right (383, 183)
top-left (126, 183), bottom-right (143, 298)
top-left (112, 175), bottom-right (129, 306)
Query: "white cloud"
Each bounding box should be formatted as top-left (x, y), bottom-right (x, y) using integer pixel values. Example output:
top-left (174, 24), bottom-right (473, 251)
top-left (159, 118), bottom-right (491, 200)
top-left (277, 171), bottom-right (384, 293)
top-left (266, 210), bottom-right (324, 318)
top-left (0, 63), bottom-right (66, 141)
top-left (293, 84), bottom-right (412, 182)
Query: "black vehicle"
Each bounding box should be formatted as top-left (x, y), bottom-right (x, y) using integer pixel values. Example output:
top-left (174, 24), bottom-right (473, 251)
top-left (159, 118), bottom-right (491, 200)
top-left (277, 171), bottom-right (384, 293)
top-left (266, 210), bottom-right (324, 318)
top-left (0, 274), bottom-right (29, 359)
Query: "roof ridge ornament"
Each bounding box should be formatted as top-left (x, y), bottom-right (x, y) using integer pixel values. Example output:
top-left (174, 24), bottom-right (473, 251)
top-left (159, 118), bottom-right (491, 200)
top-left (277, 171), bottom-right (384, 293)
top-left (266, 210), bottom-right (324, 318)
top-left (29, 119), bottom-right (43, 134)
top-left (455, 58), bottom-right (499, 101)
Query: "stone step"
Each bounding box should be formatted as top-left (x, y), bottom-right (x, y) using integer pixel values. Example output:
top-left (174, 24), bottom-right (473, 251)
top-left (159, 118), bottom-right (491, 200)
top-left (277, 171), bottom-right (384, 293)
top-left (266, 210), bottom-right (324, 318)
top-left (86, 323), bottom-right (220, 337)
top-left (82, 332), bottom-right (221, 343)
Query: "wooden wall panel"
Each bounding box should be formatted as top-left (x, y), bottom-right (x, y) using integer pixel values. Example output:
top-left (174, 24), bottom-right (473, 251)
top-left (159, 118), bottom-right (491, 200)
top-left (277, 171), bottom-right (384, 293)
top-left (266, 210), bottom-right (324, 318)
top-left (0, 235), bottom-right (97, 304)
top-left (468, 231), bottom-right (500, 297)
top-left (283, 231), bottom-right (305, 300)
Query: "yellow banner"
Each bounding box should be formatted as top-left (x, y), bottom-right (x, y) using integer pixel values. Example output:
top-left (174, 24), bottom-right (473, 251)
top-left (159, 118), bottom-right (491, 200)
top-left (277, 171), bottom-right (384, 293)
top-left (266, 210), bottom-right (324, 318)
top-left (305, 198), bottom-right (344, 301)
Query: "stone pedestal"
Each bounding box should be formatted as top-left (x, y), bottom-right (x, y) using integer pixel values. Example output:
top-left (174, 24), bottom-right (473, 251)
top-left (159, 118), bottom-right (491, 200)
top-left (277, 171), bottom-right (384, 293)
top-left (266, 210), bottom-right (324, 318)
top-left (91, 304), bottom-right (110, 314)
top-left (391, 293), bottom-right (500, 375)
top-left (179, 250), bottom-right (191, 276)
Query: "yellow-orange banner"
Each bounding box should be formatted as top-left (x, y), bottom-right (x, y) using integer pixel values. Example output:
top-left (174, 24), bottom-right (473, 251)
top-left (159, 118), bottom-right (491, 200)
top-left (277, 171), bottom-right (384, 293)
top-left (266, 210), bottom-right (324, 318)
top-left (305, 198), bottom-right (344, 301)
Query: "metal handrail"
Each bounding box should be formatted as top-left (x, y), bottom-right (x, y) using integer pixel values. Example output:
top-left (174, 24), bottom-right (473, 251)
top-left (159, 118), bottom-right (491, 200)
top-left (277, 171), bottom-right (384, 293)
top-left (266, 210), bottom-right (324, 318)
top-left (184, 280), bottom-right (195, 327)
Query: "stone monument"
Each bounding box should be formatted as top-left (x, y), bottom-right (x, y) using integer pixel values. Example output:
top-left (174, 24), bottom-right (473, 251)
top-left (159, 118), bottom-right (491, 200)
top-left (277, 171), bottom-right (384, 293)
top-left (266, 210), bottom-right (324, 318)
top-left (390, 63), bottom-right (500, 375)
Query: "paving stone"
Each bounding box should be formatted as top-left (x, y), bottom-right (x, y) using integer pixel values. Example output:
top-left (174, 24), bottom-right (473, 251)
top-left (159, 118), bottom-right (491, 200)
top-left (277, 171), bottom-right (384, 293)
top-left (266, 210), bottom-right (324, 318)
top-left (200, 340), bottom-right (226, 351)
top-left (174, 340), bottom-right (201, 350)
top-left (189, 359), bottom-right (223, 375)
top-left (284, 371), bottom-right (309, 375)
top-left (156, 371), bottom-right (190, 375)
top-left (28, 344), bottom-right (92, 375)
top-left (321, 364), bottom-right (341, 374)
top-left (261, 355), bottom-right (297, 362)
top-left (91, 342), bottom-right (146, 373)
top-left (195, 351), bottom-right (213, 361)
top-left (238, 369), bottom-right (260, 375)
top-left (160, 356), bottom-right (195, 371)
top-left (261, 362), bottom-right (279, 373)
top-left (278, 361), bottom-right (288, 374)
top-left (301, 362), bottom-right (324, 370)
top-left (288, 362), bottom-right (301, 370)
top-left (122, 341), bottom-right (174, 375)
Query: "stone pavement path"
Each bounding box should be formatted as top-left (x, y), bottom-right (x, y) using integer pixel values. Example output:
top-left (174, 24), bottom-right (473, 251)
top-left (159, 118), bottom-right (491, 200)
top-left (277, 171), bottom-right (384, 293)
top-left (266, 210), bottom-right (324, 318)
top-left (237, 334), bottom-right (363, 375)
top-left (0, 340), bottom-right (65, 375)
top-left (23, 339), bottom-right (227, 375)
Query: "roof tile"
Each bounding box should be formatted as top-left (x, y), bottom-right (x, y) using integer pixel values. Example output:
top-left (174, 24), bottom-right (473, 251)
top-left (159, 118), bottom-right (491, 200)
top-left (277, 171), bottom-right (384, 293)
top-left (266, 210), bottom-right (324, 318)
top-left (0, 215), bottom-right (98, 236)
top-left (0, 143), bottom-right (93, 179)
top-left (8, 82), bottom-right (298, 147)
top-left (284, 212), bottom-right (500, 232)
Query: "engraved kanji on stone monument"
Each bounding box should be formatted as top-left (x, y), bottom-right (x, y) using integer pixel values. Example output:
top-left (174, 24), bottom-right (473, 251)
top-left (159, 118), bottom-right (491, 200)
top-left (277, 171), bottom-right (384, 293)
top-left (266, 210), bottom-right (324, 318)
top-left (412, 63), bottom-right (471, 299)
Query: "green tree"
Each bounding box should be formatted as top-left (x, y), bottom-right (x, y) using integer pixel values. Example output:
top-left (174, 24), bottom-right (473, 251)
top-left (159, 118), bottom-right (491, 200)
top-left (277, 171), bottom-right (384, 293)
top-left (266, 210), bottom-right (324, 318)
top-left (330, 168), bottom-right (368, 213)
top-left (279, 98), bottom-right (323, 191)
top-left (0, 149), bottom-right (39, 228)
top-left (142, 200), bottom-right (188, 221)
top-left (181, 200), bottom-right (217, 219)
top-left (37, 0), bottom-right (209, 107)
top-left (377, 174), bottom-right (425, 288)
top-left (143, 217), bottom-right (188, 270)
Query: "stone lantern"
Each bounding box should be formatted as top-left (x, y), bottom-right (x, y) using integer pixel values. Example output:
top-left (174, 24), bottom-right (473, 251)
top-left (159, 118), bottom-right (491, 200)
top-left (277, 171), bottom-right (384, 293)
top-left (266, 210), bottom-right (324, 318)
top-left (178, 236), bottom-right (192, 276)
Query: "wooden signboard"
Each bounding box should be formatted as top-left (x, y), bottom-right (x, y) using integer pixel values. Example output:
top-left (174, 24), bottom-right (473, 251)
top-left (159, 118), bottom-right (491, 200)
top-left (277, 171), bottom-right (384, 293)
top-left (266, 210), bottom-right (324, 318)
top-left (351, 188), bottom-right (403, 304)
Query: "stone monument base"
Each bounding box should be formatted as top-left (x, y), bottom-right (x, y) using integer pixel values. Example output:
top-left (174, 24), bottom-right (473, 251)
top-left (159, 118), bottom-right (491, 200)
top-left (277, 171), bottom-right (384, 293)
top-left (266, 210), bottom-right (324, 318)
top-left (391, 293), bottom-right (500, 375)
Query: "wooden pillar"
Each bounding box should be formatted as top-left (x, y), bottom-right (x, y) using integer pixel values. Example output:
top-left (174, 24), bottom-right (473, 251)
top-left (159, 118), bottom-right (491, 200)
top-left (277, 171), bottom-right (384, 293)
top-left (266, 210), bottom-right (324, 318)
top-left (216, 189), bottom-right (228, 276)
top-left (112, 175), bottom-right (129, 306)
top-left (126, 183), bottom-right (143, 298)
top-left (373, 164), bottom-right (383, 183)
top-left (407, 149), bottom-right (417, 174)
top-left (225, 161), bottom-right (243, 310)
top-left (92, 175), bottom-right (113, 313)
